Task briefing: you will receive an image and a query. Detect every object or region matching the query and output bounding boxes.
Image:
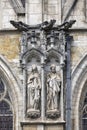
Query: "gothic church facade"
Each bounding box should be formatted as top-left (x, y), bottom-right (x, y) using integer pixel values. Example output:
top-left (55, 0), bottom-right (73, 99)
top-left (0, 0), bottom-right (87, 130)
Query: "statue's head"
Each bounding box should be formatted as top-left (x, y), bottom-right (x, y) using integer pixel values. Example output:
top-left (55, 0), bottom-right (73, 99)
top-left (32, 64), bottom-right (37, 72)
top-left (50, 64), bottom-right (56, 73)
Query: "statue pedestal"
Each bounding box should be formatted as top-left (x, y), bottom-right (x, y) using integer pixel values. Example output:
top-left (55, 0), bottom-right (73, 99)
top-left (46, 109), bottom-right (60, 119)
top-left (27, 109), bottom-right (40, 118)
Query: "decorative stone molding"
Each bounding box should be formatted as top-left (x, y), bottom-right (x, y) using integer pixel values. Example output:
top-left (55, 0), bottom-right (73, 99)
top-left (0, 54), bottom-right (22, 130)
top-left (71, 54), bottom-right (87, 130)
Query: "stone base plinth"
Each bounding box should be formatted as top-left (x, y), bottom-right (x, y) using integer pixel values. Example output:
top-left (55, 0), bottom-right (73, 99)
top-left (46, 109), bottom-right (60, 119)
top-left (27, 109), bottom-right (40, 118)
top-left (22, 125), bottom-right (37, 130)
top-left (45, 124), bottom-right (64, 130)
top-left (21, 121), bottom-right (65, 130)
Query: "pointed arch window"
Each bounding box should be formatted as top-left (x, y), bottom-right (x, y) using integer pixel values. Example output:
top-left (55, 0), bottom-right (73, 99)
top-left (0, 79), bottom-right (13, 130)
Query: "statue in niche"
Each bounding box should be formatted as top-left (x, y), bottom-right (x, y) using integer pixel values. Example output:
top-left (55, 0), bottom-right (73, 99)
top-left (27, 65), bottom-right (41, 117)
top-left (46, 64), bottom-right (61, 118)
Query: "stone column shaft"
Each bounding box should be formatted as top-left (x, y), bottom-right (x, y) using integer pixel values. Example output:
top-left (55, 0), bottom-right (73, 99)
top-left (66, 36), bottom-right (72, 130)
top-left (60, 65), bottom-right (64, 120)
top-left (41, 57), bottom-right (45, 120)
top-left (23, 66), bottom-right (27, 119)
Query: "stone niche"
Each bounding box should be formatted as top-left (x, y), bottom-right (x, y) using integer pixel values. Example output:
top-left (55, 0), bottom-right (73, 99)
top-left (18, 20), bottom-right (66, 130)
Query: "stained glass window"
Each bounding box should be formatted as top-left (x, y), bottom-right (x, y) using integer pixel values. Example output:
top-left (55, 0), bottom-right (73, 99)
top-left (0, 79), bottom-right (13, 130)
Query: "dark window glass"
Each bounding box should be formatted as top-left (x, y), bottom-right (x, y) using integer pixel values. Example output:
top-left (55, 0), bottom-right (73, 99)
top-left (0, 80), bottom-right (5, 93)
top-left (82, 118), bottom-right (87, 130)
top-left (0, 80), bottom-right (13, 130)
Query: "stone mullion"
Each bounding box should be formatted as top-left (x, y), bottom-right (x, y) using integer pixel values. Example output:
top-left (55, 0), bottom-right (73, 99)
top-left (41, 57), bottom-right (45, 121)
top-left (66, 36), bottom-right (72, 130)
top-left (25, 0), bottom-right (29, 24)
top-left (39, 57), bottom-right (45, 130)
top-left (23, 65), bottom-right (27, 119)
top-left (59, 31), bottom-right (66, 121)
top-left (60, 65), bottom-right (64, 120)
top-left (41, 0), bottom-right (44, 22)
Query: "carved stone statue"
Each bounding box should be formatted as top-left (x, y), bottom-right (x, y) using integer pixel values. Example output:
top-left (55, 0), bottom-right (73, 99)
top-left (27, 65), bottom-right (41, 117)
top-left (46, 64), bottom-right (61, 118)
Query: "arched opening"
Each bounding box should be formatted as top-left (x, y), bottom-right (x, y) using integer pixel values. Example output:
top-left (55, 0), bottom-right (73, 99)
top-left (79, 83), bottom-right (87, 130)
top-left (72, 54), bottom-right (87, 130)
top-left (0, 55), bottom-right (22, 130)
top-left (0, 79), bottom-right (13, 130)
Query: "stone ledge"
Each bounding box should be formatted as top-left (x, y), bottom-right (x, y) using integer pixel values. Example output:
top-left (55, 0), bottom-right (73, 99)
top-left (20, 120), bottom-right (65, 126)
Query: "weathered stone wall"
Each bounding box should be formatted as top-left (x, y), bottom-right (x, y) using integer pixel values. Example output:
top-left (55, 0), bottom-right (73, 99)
top-left (0, 32), bottom-right (20, 60)
top-left (0, 0), bottom-right (17, 29)
top-left (63, 0), bottom-right (87, 28)
top-left (70, 30), bottom-right (87, 130)
top-left (0, 31), bottom-right (22, 80)
top-left (25, 0), bottom-right (61, 24)
top-left (71, 31), bottom-right (87, 72)
top-left (0, 0), bottom-right (25, 29)
top-left (43, 0), bottom-right (61, 24)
